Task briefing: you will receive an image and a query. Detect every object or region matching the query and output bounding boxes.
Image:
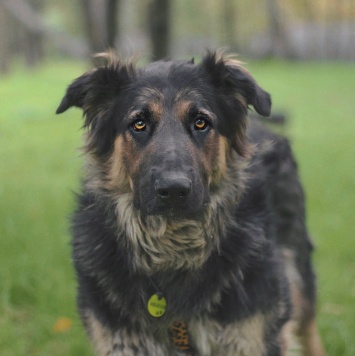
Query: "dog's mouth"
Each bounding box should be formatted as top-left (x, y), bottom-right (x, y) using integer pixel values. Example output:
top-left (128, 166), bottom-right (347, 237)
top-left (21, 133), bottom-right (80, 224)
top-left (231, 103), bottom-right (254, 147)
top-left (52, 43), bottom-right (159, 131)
top-left (142, 202), bottom-right (206, 221)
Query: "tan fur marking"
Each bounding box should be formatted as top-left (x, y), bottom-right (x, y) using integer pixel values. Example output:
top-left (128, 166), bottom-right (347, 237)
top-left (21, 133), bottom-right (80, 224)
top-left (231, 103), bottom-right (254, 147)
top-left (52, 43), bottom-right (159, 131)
top-left (281, 248), bottom-right (326, 356)
top-left (83, 134), bottom-right (132, 195)
top-left (106, 135), bottom-right (131, 192)
top-left (148, 100), bottom-right (164, 120)
top-left (299, 319), bottom-right (326, 356)
top-left (174, 100), bottom-right (193, 121)
top-left (123, 132), bottom-right (142, 176)
top-left (86, 312), bottom-right (114, 356)
top-left (211, 136), bottom-right (229, 184)
top-left (190, 314), bottom-right (266, 356)
top-left (281, 248), bottom-right (307, 354)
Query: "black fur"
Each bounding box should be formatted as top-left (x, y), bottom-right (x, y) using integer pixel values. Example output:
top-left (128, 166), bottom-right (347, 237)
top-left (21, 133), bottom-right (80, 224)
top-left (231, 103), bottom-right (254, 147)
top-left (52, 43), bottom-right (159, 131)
top-left (57, 51), bottom-right (323, 355)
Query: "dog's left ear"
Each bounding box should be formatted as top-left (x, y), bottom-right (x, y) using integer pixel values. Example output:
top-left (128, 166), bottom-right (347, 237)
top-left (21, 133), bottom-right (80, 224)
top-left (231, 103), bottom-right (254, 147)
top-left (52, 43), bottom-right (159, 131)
top-left (200, 51), bottom-right (271, 156)
top-left (201, 51), bottom-right (271, 117)
top-left (224, 61), bottom-right (271, 117)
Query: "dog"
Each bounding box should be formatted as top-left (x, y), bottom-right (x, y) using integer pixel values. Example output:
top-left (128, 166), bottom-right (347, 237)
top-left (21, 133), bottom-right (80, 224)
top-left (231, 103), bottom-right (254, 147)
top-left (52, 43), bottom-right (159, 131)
top-left (56, 51), bottom-right (325, 355)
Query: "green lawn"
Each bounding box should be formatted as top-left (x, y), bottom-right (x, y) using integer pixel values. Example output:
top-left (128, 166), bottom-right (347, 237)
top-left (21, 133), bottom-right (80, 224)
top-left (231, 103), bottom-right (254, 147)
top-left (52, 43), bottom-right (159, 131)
top-left (0, 58), bottom-right (354, 355)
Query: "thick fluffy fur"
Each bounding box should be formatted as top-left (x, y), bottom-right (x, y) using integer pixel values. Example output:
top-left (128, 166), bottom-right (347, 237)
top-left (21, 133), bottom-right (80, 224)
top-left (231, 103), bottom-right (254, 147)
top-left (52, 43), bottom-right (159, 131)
top-left (57, 51), bottom-right (325, 355)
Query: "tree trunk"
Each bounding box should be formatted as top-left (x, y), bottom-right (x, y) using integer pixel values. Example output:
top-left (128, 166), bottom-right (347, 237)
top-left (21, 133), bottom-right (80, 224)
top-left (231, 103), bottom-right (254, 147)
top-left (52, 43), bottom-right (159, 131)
top-left (266, 0), bottom-right (295, 59)
top-left (80, 0), bottom-right (120, 53)
top-left (23, 0), bottom-right (44, 68)
top-left (148, 0), bottom-right (171, 60)
top-left (222, 0), bottom-right (238, 51)
top-left (0, 4), bottom-right (10, 73)
top-left (106, 0), bottom-right (119, 48)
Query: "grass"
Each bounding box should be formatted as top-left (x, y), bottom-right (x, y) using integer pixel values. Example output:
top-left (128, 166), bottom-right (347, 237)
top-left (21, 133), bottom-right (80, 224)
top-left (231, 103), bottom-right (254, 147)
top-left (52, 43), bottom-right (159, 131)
top-left (0, 58), bottom-right (354, 355)
top-left (0, 61), bottom-right (91, 355)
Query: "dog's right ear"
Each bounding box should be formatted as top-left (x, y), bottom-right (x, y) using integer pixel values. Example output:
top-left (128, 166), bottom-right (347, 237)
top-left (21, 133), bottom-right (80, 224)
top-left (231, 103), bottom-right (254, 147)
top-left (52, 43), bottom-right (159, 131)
top-left (56, 71), bottom-right (94, 114)
top-left (56, 54), bottom-right (136, 116)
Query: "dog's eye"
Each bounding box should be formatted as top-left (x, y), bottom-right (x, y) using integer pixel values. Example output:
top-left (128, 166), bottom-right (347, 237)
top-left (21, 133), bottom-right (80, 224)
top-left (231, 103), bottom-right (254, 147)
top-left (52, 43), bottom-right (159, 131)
top-left (132, 119), bottom-right (146, 132)
top-left (194, 117), bottom-right (209, 131)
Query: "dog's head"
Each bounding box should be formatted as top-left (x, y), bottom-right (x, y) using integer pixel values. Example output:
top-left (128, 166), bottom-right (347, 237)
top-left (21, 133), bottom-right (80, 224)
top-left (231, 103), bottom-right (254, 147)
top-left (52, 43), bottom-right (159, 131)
top-left (57, 51), bottom-right (271, 218)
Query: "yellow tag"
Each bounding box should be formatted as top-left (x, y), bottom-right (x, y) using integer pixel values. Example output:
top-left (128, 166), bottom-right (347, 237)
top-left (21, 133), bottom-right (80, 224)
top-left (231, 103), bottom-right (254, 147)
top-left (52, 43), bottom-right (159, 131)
top-left (147, 294), bottom-right (167, 317)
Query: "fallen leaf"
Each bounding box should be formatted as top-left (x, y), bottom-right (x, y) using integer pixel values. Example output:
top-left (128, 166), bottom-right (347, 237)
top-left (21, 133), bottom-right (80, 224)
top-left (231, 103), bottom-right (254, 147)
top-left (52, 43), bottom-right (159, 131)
top-left (53, 317), bottom-right (72, 333)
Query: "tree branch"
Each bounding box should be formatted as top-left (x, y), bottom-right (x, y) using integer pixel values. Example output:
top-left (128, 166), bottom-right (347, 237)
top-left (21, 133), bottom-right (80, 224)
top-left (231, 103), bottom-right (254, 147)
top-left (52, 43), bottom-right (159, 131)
top-left (1, 0), bottom-right (88, 58)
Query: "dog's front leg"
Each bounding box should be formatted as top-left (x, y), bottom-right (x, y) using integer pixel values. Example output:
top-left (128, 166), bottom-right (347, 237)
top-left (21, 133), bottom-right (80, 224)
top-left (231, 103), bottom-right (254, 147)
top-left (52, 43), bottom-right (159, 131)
top-left (190, 314), bottom-right (273, 356)
top-left (110, 331), bottom-right (172, 356)
top-left (84, 311), bottom-right (172, 356)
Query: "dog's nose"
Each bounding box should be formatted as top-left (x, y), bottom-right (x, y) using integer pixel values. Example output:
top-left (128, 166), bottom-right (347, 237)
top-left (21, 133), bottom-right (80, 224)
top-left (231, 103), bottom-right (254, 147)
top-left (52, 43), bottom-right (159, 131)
top-left (155, 177), bottom-right (192, 200)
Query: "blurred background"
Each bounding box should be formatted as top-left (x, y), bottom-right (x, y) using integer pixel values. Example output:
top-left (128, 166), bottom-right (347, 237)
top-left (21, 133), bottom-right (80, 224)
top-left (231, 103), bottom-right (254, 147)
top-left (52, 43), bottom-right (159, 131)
top-left (1, 0), bottom-right (355, 69)
top-left (0, 0), bottom-right (354, 355)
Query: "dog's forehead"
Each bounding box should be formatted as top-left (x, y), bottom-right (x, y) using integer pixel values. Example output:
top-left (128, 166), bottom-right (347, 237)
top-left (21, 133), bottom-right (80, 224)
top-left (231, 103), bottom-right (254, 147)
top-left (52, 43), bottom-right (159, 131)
top-left (132, 60), bottom-right (208, 105)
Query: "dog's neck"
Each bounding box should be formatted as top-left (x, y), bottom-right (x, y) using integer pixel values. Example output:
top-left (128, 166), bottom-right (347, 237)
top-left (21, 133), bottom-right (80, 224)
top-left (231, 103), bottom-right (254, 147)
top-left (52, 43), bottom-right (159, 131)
top-left (114, 194), bottom-right (214, 274)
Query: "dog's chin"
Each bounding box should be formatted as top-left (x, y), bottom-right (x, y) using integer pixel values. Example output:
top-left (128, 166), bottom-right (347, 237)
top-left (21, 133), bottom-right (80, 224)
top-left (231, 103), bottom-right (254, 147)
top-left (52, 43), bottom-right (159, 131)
top-left (141, 204), bottom-right (205, 221)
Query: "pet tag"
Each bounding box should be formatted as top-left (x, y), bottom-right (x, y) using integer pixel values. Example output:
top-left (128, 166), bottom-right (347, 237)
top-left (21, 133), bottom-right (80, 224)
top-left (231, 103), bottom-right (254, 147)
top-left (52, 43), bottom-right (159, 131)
top-left (147, 293), bottom-right (167, 317)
